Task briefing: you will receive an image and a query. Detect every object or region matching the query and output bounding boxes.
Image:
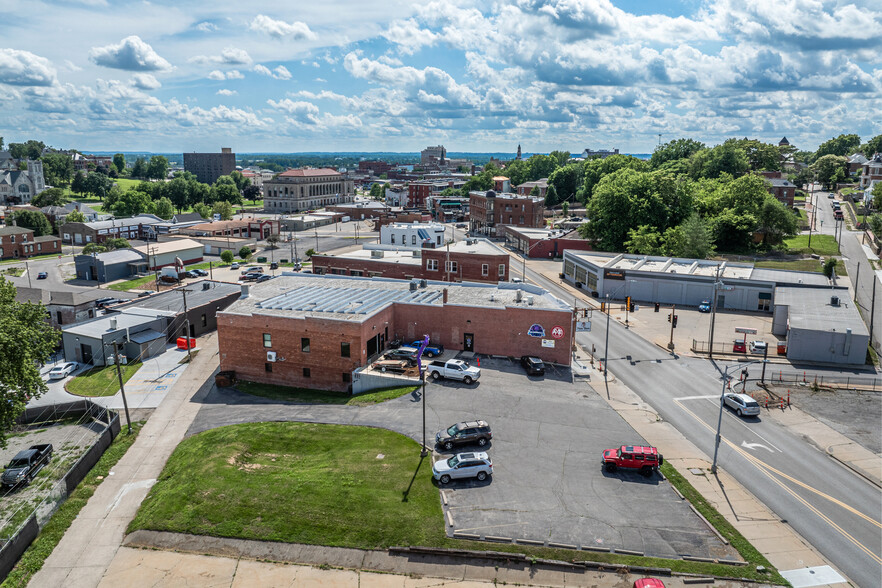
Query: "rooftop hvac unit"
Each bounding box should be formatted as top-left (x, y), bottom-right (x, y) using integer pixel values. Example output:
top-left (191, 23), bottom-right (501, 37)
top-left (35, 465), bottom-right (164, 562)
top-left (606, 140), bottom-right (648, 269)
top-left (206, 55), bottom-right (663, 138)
top-left (515, 289), bottom-right (523, 303)
top-left (109, 317), bottom-right (117, 330)
top-left (410, 281), bottom-right (418, 291)
top-left (202, 282), bottom-right (211, 290)
top-left (831, 296), bottom-right (840, 306)
top-left (371, 250), bottom-right (384, 258)
top-left (527, 295), bottom-right (534, 306)
top-left (266, 351), bottom-right (277, 362)
top-left (420, 279), bottom-right (427, 288)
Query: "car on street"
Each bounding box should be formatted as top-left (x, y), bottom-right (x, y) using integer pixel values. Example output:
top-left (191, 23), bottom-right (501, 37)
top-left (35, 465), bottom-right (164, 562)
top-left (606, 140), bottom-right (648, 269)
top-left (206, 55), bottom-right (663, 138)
top-left (241, 272), bottom-right (262, 282)
top-left (520, 356), bottom-right (545, 376)
top-left (256, 274), bottom-right (273, 282)
top-left (436, 420), bottom-right (492, 450)
top-left (270, 262), bottom-right (279, 270)
top-left (827, 193), bottom-right (835, 199)
top-left (723, 393), bottom-right (761, 417)
top-left (432, 452), bottom-right (493, 484)
top-left (698, 300), bottom-right (711, 313)
top-left (383, 346), bottom-right (420, 366)
top-left (748, 340), bottom-right (767, 354)
top-left (47, 362), bottom-right (78, 380)
top-left (230, 262), bottom-right (240, 270)
top-left (601, 444), bottom-right (663, 477)
top-left (191, 268), bottom-right (208, 276)
top-left (37, 272), bottom-right (48, 279)
top-left (242, 266), bottom-right (263, 275)
top-left (137, 290), bottom-right (155, 297)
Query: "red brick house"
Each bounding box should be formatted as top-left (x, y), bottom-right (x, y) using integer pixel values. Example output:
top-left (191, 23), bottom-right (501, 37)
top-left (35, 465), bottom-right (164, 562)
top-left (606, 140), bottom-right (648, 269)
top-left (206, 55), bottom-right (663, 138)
top-left (470, 191), bottom-right (545, 236)
top-left (0, 226), bottom-right (61, 259)
top-left (765, 178), bottom-right (796, 207)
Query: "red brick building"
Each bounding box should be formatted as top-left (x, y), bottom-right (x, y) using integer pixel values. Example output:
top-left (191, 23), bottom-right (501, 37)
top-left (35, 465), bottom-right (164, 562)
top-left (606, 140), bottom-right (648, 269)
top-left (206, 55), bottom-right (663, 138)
top-left (218, 274), bottom-right (573, 392)
top-left (181, 219), bottom-right (280, 239)
top-left (469, 191), bottom-right (546, 236)
top-left (408, 181), bottom-right (456, 208)
top-left (765, 178), bottom-right (796, 207)
top-left (311, 239), bottom-right (510, 283)
top-left (373, 212), bottom-right (432, 231)
top-left (358, 160), bottom-right (393, 175)
top-left (501, 226), bottom-right (593, 259)
top-left (0, 226), bottom-right (61, 259)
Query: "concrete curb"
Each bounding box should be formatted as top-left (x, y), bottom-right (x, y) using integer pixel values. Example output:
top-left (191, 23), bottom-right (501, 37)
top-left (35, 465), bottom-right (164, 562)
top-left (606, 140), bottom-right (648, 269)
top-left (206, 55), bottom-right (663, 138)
top-left (688, 504), bottom-right (730, 546)
top-left (825, 446), bottom-right (882, 489)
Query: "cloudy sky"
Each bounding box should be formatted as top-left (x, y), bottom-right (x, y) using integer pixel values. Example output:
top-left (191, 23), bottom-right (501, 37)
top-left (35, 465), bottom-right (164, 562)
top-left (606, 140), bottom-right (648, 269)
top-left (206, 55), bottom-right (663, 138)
top-left (1, 0), bottom-right (880, 154)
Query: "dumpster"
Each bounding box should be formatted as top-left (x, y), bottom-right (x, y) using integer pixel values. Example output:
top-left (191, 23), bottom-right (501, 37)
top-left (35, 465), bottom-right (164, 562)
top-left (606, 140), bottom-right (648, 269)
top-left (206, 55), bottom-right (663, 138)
top-left (777, 341), bottom-right (787, 355)
top-left (176, 337), bottom-right (196, 350)
top-left (733, 340), bottom-right (746, 353)
top-left (257, 256), bottom-right (267, 263)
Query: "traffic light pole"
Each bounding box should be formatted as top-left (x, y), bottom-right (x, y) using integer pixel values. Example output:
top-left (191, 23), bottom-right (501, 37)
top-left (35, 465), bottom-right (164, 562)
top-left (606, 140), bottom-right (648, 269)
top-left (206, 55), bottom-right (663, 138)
top-left (668, 304), bottom-right (676, 350)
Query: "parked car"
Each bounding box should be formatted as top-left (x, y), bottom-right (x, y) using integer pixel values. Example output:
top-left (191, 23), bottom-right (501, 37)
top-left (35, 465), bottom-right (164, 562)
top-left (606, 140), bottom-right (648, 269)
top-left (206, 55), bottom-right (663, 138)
top-left (724, 393), bottom-right (761, 417)
top-left (520, 356), bottom-right (545, 376)
top-left (827, 193), bottom-right (835, 199)
top-left (230, 262), bottom-right (240, 270)
top-left (384, 346), bottom-right (420, 366)
top-left (137, 290), bottom-right (155, 297)
top-left (47, 362), bottom-right (78, 380)
top-left (241, 266), bottom-right (263, 275)
top-left (94, 297), bottom-right (116, 308)
top-left (601, 445), bottom-right (663, 477)
top-left (185, 270), bottom-right (199, 278)
top-left (270, 262), bottom-right (279, 270)
top-left (698, 300), bottom-right (711, 313)
top-left (428, 359), bottom-right (481, 384)
top-left (748, 340), bottom-right (767, 354)
top-left (410, 341), bottom-right (444, 357)
top-left (241, 272), bottom-right (262, 282)
top-left (192, 268), bottom-right (208, 277)
top-left (373, 359), bottom-right (410, 374)
top-left (256, 274), bottom-right (273, 282)
top-left (435, 420), bottom-right (492, 451)
top-left (432, 452), bottom-right (493, 484)
top-left (511, 277), bottom-right (523, 283)
top-left (37, 272), bottom-right (48, 279)
top-left (2, 444), bottom-right (53, 489)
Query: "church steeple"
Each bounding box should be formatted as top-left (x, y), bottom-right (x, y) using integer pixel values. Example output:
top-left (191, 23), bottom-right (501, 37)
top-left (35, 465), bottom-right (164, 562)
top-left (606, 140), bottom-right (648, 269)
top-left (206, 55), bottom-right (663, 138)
top-left (516, 144), bottom-right (522, 160)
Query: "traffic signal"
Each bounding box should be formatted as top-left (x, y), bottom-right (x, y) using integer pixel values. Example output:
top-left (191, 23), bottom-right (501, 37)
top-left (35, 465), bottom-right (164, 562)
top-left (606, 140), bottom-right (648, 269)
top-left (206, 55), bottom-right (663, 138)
top-left (628, 296), bottom-right (635, 312)
top-left (672, 315), bottom-right (678, 328)
top-left (600, 302), bottom-right (606, 312)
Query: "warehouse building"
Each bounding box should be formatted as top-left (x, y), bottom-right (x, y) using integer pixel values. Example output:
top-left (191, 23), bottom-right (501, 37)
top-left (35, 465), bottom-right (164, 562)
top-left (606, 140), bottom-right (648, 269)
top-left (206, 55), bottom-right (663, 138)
top-left (218, 274), bottom-right (573, 392)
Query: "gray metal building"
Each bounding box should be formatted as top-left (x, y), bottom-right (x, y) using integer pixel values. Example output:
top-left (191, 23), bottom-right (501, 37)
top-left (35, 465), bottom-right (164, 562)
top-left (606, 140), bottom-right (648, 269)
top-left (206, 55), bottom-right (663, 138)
top-left (74, 250), bottom-right (148, 282)
top-left (61, 310), bottom-right (172, 367)
top-left (772, 287), bottom-right (869, 365)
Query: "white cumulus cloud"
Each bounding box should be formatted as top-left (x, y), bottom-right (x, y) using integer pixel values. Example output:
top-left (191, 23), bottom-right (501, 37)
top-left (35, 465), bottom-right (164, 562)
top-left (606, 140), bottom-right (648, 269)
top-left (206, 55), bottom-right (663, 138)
top-left (190, 47), bottom-right (252, 66)
top-left (254, 64), bottom-right (293, 80)
top-left (216, 89), bottom-right (237, 96)
top-left (131, 73), bottom-right (161, 90)
top-left (0, 48), bottom-right (57, 86)
top-left (89, 36), bottom-right (172, 71)
top-left (249, 14), bottom-right (317, 40)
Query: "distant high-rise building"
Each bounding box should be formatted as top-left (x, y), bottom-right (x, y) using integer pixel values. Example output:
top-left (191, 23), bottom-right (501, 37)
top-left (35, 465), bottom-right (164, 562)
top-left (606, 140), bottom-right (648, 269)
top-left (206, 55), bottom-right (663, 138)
top-left (421, 145), bottom-right (446, 166)
top-left (183, 147), bottom-right (236, 184)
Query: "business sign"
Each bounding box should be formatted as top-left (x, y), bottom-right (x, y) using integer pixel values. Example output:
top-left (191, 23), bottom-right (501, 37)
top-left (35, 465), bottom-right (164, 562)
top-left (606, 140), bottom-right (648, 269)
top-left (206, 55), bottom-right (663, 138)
top-left (527, 324), bottom-right (545, 338)
top-left (576, 320), bottom-right (591, 331)
top-left (551, 326), bottom-right (565, 339)
top-left (604, 269), bottom-right (626, 280)
top-left (541, 339), bottom-right (555, 348)
top-left (735, 327), bottom-right (758, 334)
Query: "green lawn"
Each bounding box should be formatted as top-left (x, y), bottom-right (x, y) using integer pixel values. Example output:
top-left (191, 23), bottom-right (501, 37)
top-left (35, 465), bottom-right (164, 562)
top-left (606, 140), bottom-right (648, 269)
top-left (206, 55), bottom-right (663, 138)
top-left (783, 234), bottom-right (839, 256)
top-left (66, 362), bottom-right (142, 397)
top-left (235, 381), bottom-right (417, 406)
top-left (0, 267), bottom-right (24, 276)
top-left (128, 422), bottom-right (783, 582)
top-left (754, 259), bottom-right (843, 274)
top-left (106, 275), bottom-right (157, 291)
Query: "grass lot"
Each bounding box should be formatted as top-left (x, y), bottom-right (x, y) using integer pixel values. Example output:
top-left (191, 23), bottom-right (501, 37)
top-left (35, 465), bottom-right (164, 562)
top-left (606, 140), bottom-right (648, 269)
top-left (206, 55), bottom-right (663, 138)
top-left (783, 234), bottom-right (839, 256)
top-left (235, 381), bottom-right (417, 406)
top-left (1, 253), bottom-right (68, 266)
top-left (66, 362), bottom-right (142, 397)
top-left (1, 423), bottom-right (143, 588)
top-left (129, 422), bottom-right (784, 583)
top-left (754, 259), bottom-right (843, 274)
top-left (186, 261), bottom-right (230, 272)
top-left (0, 267), bottom-right (24, 276)
top-left (106, 275), bottom-right (157, 291)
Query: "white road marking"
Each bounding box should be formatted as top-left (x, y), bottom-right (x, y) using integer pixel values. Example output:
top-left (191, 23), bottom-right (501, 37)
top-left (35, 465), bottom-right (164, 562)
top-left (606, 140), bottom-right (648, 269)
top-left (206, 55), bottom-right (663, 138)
top-left (673, 395), bottom-right (718, 401)
top-left (741, 441), bottom-right (775, 453)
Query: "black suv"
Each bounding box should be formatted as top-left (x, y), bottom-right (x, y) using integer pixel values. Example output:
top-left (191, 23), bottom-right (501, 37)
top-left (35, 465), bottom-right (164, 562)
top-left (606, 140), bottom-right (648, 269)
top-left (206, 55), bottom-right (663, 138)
top-left (521, 356), bottom-right (545, 376)
top-left (435, 420), bottom-right (492, 451)
top-left (384, 346), bottom-right (420, 366)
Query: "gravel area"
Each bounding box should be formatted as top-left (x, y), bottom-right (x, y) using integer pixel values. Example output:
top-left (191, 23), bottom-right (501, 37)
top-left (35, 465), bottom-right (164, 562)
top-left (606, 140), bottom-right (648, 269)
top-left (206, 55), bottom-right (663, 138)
top-left (769, 385), bottom-right (882, 454)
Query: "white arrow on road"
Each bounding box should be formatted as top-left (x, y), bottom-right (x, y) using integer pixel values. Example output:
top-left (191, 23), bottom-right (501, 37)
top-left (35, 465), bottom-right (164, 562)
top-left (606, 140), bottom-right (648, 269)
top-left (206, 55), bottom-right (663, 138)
top-left (741, 440), bottom-right (776, 453)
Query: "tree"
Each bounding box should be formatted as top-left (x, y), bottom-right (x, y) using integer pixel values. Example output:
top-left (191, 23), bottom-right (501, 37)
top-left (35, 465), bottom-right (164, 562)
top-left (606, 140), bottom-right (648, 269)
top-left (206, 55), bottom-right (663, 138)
top-left (578, 154), bottom-right (649, 202)
top-left (689, 141), bottom-right (749, 179)
top-left (229, 171), bottom-right (251, 192)
top-left (147, 155), bottom-right (169, 180)
top-left (106, 238), bottom-right (131, 250)
top-left (131, 157), bottom-right (147, 179)
top-left (64, 209), bottom-right (86, 224)
top-left (8, 140), bottom-right (45, 160)
top-left (305, 248), bottom-right (316, 258)
top-left (153, 197), bottom-right (174, 220)
top-left (811, 154), bottom-right (848, 190)
top-left (213, 178), bottom-right (241, 205)
top-left (212, 200), bottom-right (234, 220)
top-left (193, 202), bottom-right (212, 219)
top-left (815, 134), bottom-right (861, 159)
top-left (164, 177), bottom-right (190, 212)
top-left (0, 277), bottom-right (60, 448)
top-left (678, 213), bottom-right (714, 258)
top-left (14, 210), bottom-right (53, 237)
top-left (625, 225), bottom-right (664, 255)
top-left (31, 187), bottom-right (68, 208)
top-left (265, 235), bottom-right (280, 249)
top-left (548, 162), bottom-right (585, 204)
top-left (113, 153), bottom-right (127, 175)
top-left (110, 190), bottom-right (153, 217)
top-left (860, 134), bottom-right (882, 157)
top-left (544, 184), bottom-right (559, 208)
top-left (85, 172), bottom-right (113, 199)
top-left (711, 209), bottom-right (755, 252)
top-left (868, 214), bottom-right (882, 235)
top-left (549, 150), bottom-right (570, 167)
top-left (756, 199), bottom-right (798, 245)
top-left (41, 152), bottom-right (74, 187)
top-left (650, 138), bottom-right (705, 169)
top-left (369, 183), bottom-right (383, 199)
top-left (873, 182), bottom-right (882, 211)
top-left (82, 243), bottom-right (107, 255)
top-left (788, 166), bottom-right (815, 190)
top-left (562, 201), bottom-right (569, 217)
top-left (822, 258), bottom-right (837, 279)
top-left (220, 250), bottom-right (234, 264)
top-left (243, 184), bottom-right (261, 204)
top-left (238, 246), bottom-right (252, 260)
top-left (71, 171), bottom-right (87, 195)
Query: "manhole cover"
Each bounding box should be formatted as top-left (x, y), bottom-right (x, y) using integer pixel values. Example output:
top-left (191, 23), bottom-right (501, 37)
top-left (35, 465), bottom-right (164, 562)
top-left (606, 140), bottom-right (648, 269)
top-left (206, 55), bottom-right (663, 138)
top-left (688, 468), bottom-right (705, 476)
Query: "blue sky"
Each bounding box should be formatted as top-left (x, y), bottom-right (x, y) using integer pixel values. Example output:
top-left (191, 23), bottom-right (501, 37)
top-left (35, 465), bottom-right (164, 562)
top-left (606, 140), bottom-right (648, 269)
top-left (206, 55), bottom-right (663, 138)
top-left (1, 0), bottom-right (880, 154)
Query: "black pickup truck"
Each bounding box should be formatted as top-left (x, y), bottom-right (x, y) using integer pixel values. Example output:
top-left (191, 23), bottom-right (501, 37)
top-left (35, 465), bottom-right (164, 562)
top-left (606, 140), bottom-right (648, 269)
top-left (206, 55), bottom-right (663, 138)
top-left (2, 444), bottom-right (53, 489)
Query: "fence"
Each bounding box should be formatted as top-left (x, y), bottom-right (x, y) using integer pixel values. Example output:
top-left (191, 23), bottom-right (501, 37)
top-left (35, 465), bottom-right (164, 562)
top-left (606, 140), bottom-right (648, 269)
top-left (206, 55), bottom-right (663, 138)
top-left (0, 401), bottom-right (120, 581)
top-left (691, 340), bottom-right (734, 355)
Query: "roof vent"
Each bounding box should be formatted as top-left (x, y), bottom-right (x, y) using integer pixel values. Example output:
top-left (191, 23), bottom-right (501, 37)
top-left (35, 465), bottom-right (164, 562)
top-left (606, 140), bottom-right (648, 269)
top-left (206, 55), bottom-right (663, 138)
top-left (371, 250), bottom-right (384, 258)
top-left (516, 289), bottom-right (523, 303)
top-left (409, 281), bottom-right (417, 291)
top-left (527, 295), bottom-right (534, 306)
top-left (831, 296), bottom-right (840, 306)
top-left (109, 317), bottom-right (117, 330)
top-left (240, 284), bottom-right (250, 299)
top-left (420, 279), bottom-right (427, 288)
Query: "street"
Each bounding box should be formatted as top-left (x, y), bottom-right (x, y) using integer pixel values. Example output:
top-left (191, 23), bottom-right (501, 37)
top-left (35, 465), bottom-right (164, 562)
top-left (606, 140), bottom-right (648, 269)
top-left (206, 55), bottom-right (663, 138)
top-left (525, 266), bottom-right (881, 588)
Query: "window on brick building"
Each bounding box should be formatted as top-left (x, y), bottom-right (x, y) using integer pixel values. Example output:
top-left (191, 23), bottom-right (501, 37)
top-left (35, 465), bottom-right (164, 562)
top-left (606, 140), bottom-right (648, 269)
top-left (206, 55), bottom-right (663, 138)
top-left (520, 215), bottom-right (524, 224)
top-left (427, 259), bottom-right (438, 271)
top-left (265, 362), bottom-right (272, 372)
top-left (412, 235), bottom-right (417, 245)
top-left (445, 260), bottom-right (458, 273)
top-left (301, 337), bottom-right (310, 352)
top-left (391, 235), bottom-right (395, 244)
top-left (303, 367), bottom-right (311, 378)
top-left (263, 333), bottom-right (272, 348)
top-left (482, 264), bottom-right (488, 276)
top-left (498, 264), bottom-right (505, 276)
top-left (341, 342), bottom-right (350, 358)
top-left (342, 372), bottom-right (351, 383)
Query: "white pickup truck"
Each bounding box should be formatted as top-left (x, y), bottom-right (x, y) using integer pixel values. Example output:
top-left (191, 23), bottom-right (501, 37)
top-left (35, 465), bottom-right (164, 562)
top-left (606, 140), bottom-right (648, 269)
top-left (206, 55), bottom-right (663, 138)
top-left (428, 359), bottom-right (481, 384)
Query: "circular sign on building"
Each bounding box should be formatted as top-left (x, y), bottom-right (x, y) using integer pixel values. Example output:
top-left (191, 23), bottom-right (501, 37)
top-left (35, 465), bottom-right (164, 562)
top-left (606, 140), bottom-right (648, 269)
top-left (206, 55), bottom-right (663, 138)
top-left (527, 324), bottom-right (545, 337)
top-left (551, 326), bottom-right (565, 339)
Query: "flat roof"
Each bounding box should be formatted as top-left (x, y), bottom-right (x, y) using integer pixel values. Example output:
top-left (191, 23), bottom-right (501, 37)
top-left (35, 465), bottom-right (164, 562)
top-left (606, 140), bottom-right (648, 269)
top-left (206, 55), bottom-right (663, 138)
top-left (62, 310), bottom-right (168, 338)
top-left (775, 287), bottom-right (867, 334)
top-left (133, 239), bottom-right (203, 256)
top-left (470, 191), bottom-right (544, 203)
top-left (113, 280), bottom-right (241, 314)
top-left (222, 274), bottom-right (569, 322)
top-left (324, 249), bottom-right (421, 266)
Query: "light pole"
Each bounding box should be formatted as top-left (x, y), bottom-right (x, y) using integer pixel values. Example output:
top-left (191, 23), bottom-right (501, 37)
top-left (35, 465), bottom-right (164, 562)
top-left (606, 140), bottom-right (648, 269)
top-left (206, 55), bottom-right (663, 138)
top-left (602, 281), bottom-right (635, 382)
top-left (708, 265), bottom-right (724, 359)
top-left (711, 359), bottom-right (765, 474)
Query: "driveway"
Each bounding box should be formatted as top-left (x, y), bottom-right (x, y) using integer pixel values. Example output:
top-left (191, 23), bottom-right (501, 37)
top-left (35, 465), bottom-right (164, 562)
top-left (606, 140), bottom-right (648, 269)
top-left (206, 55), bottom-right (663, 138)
top-left (187, 356), bottom-right (738, 560)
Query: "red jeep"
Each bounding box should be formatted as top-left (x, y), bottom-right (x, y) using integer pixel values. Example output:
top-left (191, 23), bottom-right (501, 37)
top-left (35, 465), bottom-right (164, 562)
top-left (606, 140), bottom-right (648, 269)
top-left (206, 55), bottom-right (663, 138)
top-left (602, 445), bottom-right (663, 477)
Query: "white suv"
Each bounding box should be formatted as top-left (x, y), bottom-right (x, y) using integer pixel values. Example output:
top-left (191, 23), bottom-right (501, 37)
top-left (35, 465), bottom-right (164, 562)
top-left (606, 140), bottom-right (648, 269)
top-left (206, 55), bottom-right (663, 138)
top-left (748, 341), bottom-right (767, 354)
top-left (432, 452), bottom-right (492, 484)
top-left (724, 393), bottom-right (761, 417)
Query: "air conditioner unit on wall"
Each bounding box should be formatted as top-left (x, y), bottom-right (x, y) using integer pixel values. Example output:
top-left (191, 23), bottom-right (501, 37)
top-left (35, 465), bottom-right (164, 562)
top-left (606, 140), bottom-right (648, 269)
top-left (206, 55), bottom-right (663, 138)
top-left (266, 351), bottom-right (277, 362)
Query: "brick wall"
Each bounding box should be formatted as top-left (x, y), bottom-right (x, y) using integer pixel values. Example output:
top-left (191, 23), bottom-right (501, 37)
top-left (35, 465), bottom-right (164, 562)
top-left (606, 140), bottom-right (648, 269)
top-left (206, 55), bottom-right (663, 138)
top-left (311, 254), bottom-right (421, 280)
top-left (422, 249), bottom-right (509, 283)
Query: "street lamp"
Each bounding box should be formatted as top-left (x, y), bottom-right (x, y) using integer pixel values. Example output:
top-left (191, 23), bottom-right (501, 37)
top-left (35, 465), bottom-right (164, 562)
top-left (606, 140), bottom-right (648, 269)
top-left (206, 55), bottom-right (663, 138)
top-left (711, 359), bottom-right (766, 474)
top-left (602, 281), bottom-right (636, 382)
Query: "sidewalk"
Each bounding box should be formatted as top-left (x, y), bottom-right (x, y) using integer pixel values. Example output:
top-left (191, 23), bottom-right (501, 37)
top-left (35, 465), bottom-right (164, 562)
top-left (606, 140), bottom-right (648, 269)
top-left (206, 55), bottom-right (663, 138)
top-left (30, 332), bottom-right (220, 587)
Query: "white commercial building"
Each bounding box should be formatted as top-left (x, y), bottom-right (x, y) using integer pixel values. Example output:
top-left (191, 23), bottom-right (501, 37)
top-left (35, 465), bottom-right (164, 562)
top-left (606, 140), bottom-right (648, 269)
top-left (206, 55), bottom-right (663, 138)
top-left (379, 222), bottom-right (447, 248)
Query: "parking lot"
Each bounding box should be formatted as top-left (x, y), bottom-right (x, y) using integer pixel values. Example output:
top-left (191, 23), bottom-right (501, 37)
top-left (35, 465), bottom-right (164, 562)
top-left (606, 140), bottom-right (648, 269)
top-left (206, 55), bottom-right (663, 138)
top-left (187, 355), bottom-right (739, 560)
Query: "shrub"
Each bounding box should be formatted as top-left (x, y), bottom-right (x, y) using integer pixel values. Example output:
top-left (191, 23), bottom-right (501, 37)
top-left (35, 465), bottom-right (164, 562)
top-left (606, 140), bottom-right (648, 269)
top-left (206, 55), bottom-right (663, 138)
top-left (221, 250), bottom-right (234, 263)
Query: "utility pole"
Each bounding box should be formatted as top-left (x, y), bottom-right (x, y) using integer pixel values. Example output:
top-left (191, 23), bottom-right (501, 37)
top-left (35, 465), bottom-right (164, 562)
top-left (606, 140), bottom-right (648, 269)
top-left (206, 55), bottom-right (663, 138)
top-left (111, 341), bottom-right (132, 433)
top-left (314, 226), bottom-right (319, 251)
top-left (854, 261), bottom-right (861, 302)
top-left (420, 372), bottom-right (427, 457)
top-left (209, 260), bottom-right (213, 281)
top-left (603, 294), bottom-right (611, 380)
top-left (708, 265), bottom-right (720, 359)
top-left (180, 287), bottom-right (193, 363)
top-left (807, 180), bottom-right (815, 247)
top-left (870, 276), bottom-right (877, 347)
top-left (25, 260), bottom-right (32, 288)
top-left (668, 304), bottom-right (676, 351)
